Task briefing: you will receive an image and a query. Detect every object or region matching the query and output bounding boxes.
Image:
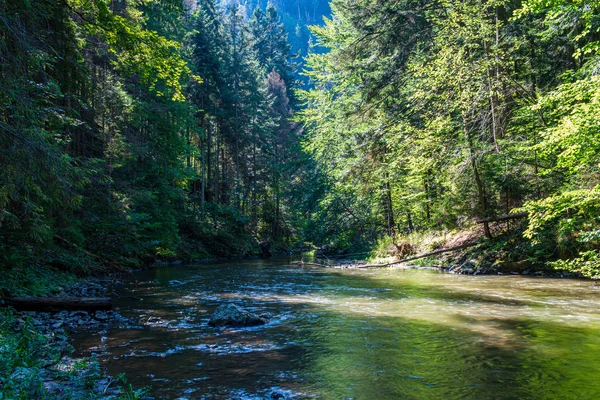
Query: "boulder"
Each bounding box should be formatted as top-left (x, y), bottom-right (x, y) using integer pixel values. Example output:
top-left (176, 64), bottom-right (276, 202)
top-left (208, 304), bottom-right (267, 328)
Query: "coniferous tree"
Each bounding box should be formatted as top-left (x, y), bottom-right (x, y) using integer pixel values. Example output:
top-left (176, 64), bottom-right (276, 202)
top-left (249, 3), bottom-right (298, 106)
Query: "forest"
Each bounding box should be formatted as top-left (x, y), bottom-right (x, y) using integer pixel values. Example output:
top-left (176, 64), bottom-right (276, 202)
top-left (1, 0), bottom-right (313, 290)
top-left (1, 0), bottom-right (600, 288)
top-left (300, 0), bottom-right (600, 278)
top-left (2, 0), bottom-right (600, 397)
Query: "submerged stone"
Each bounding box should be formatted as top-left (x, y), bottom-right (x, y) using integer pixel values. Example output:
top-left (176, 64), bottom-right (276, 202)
top-left (208, 304), bottom-right (267, 328)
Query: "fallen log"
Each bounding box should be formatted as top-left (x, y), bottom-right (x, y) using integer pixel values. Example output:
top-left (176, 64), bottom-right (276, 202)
top-left (3, 297), bottom-right (112, 312)
top-left (355, 242), bottom-right (479, 269)
top-left (327, 252), bottom-right (371, 259)
top-left (476, 212), bottom-right (528, 224)
top-left (476, 212), bottom-right (528, 238)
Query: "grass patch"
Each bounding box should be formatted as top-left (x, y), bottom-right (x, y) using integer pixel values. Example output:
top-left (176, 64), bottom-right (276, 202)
top-left (0, 265), bottom-right (78, 297)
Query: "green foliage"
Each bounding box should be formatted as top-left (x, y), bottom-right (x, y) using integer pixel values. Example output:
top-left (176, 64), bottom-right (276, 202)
top-left (1, 0), bottom-right (310, 285)
top-left (0, 310), bottom-right (60, 398)
top-left (551, 250), bottom-right (600, 279)
top-left (114, 373), bottom-right (151, 400)
top-left (533, 75), bottom-right (600, 175)
top-left (0, 264), bottom-right (77, 297)
top-left (180, 203), bottom-right (257, 257)
top-left (515, 63), bottom-right (600, 267)
top-left (520, 187), bottom-right (600, 245)
top-left (298, 0), bottom-right (600, 271)
top-left (5, 0), bottom-right (596, 280)
top-left (516, 0), bottom-right (600, 58)
top-left (0, 310), bottom-right (147, 399)
top-left (222, 0), bottom-right (330, 66)
top-left (66, 0), bottom-right (198, 100)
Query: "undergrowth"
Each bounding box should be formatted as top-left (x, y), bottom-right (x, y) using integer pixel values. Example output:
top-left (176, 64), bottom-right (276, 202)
top-left (364, 223), bottom-right (597, 277)
top-left (0, 264), bottom-right (77, 297)
top-left (0, 309), bottom-right (149, 399)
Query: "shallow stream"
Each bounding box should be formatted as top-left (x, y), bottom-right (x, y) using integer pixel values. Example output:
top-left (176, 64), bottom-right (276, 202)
top-left (73, 258), bottom-right (600, 399)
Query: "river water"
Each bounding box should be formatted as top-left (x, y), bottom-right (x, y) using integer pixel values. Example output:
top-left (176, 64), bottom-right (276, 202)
top-left (73, 258), bottom-right (600, 399)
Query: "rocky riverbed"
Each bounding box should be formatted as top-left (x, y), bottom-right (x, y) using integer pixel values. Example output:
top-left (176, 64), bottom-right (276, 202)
top-left (1, 279), bottom-right (151, 399)
top-left (307, 256), bottom-right (582, 278)
top-left (14, 309), bottom-right (131, 334)
top-left (11, 279), bottom-right (133, 334)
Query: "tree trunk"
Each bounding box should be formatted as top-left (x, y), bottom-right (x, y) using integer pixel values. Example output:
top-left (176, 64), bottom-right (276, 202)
top-left (423, 178), bottom-right (431, 222)
top-left (407, 211), bottom-right (414, 232)
top-left (466, 128), bottom-right (488, 218)
top-left (221, 146), bottom-right (226, 204)
top-left (4, 297), bottom-right (112, 312)
top-left (201, 134), bottom-right (205, 212)
top-left (476, 212), bottom-right (528, 223)
top-left (214, 132), bottom-right (220, 203)
top-left (357, 242), bottom-right (479, 268)
top-left (383, 173), bottom-right (396, 237)
top-left (252, 140), bottom-right (257, 223)
top-left (207, 119), bottom-right (212, 202)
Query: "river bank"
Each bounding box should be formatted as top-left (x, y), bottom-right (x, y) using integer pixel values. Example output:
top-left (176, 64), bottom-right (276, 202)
top-left (299, 257), bottom-right (582, 278)
top-left (313, 224), bottom-right (592, 279)
top-left (0, 252), bottom-right (277, 399)
top-left (0, 278), bottom-right (153, 399)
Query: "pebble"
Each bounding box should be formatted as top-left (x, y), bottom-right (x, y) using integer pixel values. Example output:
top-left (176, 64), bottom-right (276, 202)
top-left (269, 390), bottom-right (287, 399)
top-left (94, 311), bottom-right (109, 321)
top-left (71, 311), bottom-right (89, 318)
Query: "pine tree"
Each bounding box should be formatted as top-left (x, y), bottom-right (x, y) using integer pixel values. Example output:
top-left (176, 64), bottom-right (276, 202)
top-left (249, 3), bottom-right (298, 107)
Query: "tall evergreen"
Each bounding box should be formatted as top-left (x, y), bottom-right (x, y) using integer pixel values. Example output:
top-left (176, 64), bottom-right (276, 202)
top-left (249, 3), bottom-right (298, 106)
top-left (0, 0), bottom-right (303, 281)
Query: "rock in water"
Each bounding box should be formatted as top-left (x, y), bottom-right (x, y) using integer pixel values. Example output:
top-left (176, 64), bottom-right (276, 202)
top-left (208, 304), bottom-right (267, 327)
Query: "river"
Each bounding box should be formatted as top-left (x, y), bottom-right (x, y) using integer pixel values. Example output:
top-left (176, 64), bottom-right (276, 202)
top-left (73, 258), bottom-right (600, 399)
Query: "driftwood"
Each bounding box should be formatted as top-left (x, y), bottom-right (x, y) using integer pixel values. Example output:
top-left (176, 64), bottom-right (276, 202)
top-left (326, 252), bottom-right (371, 259)
top-left (3, 297), bottom-right (112, 312)
top-left (476, 212), bottom-right (528, 238)
top-left (354, 242), bottom-right (479, 269)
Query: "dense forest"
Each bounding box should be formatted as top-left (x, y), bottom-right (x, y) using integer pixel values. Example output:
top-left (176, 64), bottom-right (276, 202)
top-left (1, 0), bottom-right (600, 289)
top-left (300, 0), bottom-right (600, 277)
top-left (0, 0), bottom-right (318, 292)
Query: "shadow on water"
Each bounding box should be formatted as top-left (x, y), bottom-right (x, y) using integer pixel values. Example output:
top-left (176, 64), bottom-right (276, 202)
top-left (296, 313), bottom-right (600, 400)
top-left (72, 258), bottom-right (600, 399)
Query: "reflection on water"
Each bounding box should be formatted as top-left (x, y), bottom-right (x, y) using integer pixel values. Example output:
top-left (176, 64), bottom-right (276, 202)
top-left (73, 258), bottom-right (600, 399)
